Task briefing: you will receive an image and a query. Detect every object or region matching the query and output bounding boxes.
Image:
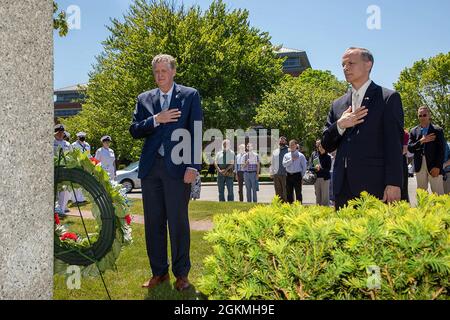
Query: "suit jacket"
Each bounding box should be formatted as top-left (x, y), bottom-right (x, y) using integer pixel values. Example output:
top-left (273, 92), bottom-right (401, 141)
top-left (408, 123), bottom-right (445, 174)
top-left (321, 82), bottom-right (404, 199)
top-left (129, 83), bottom-right (203, 179)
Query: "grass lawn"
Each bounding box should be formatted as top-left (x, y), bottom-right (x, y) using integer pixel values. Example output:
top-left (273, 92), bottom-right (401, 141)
top-left (54, 218), bottom-right (211, 300)
top-left (54, 201), bottom-right (262, 300)
top-left (68, 199), bottom-right (262, 222)
top-left (129, 199), bottom-right (264, 220)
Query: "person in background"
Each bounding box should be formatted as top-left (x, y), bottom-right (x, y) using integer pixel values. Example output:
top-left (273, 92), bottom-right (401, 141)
top-left (235, 144), bottom-right (246, 202)
top-left (95, 135), bottom-right (116, 181)
top-left (54, 124), bottom-right (72, 216)
top-left (269, 136), bottom-right (288, 202)
top-left (283, 139), bottom-right (307, 203)
top-left (214, 139), bottom-right (235, 202)
top-left (63, 131), bottom-right (71, 142)
top-left (72, 132), bottom-right (91, 157)
top-left (71, 132), bottom-right (91, 204)
top-left (310, 140), bottom-right (332, 206)
top-left (329, 150), bottom-right (336, 206)
top-left (243, 142), bottom-right (260, 203)
top-left (443, 140), bottom-right (450, 194)
top-left (408, 106), bottom-right (445, 195)
top-left (401, 129), bottom-right (410, 202)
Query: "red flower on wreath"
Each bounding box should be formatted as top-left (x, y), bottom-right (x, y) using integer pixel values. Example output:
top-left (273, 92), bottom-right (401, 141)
top-left (90, 157), bottom-right (100, 166)
top-left (54, 213), bottom-right (60, 225)
top-left (60, 232), bottom-right (78, 241)
top-left (125, 214), bottom-right (132, 225)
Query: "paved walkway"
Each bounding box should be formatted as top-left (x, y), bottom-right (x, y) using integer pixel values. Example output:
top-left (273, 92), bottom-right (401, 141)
top-left (128, 178), bottom-right (419, 207)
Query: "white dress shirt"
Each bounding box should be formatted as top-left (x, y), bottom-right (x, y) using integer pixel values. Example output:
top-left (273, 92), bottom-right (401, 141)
top-left (337, 79), bottom-right (372, 135)
top-left (282, 150), bottom-right (307, 176)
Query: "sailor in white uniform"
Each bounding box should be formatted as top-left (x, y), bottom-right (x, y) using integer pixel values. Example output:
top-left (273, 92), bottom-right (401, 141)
top-left (70, 132), bottom-right (91, 203)
top-left (54, 124), bottom-right (73, 215)
top-left (72, 132), bottom-right (92, 157)
top-left (95, 135), bottom-right (116, 180)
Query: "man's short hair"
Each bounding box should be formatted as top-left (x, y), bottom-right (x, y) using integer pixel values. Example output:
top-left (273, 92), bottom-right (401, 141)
top-left (152, 54), bottom-right (176, 70)
top-left (289, 139), bottom-right (298, 145)
top-left (418, 105), bottom-right (430, 112)
top-left (347, 47), bottom-right (374, 71)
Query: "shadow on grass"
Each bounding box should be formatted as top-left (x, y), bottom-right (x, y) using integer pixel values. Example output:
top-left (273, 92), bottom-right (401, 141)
top-left (144, 281), bottom-right (208, 300)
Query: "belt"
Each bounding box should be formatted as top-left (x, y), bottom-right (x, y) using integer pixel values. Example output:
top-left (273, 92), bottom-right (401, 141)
top-left (287, 172), bottom-right (301, 175)
top-left (245, 171), bottom-right (257, 173)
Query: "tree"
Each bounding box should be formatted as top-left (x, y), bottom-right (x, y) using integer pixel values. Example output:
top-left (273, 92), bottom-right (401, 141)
top-left (254, 69), bottom-right (348, 154)
top-left (394, 52), bottom-right (450, 138)
top-left (53, 1), bottom-right (68, 36)
top-left (62, 0), bottom-right (284, 162)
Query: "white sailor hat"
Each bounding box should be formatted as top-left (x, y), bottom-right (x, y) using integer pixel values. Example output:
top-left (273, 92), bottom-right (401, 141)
top-left (54, 123), bottom-right (65, 132)
top-left (101, 135), bottom-right (112, 142)
top-left (76, 132), bottom-right (87, 138)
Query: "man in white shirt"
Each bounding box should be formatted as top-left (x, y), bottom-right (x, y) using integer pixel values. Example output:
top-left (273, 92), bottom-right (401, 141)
top-left (282, 139), bottom-right (307, 203)
top-left (70, 132), bottom-right (91, 203)
top-left (54, 124), bottom-right (72, 216)
top-left (95, 135), bottom-right (116, 180)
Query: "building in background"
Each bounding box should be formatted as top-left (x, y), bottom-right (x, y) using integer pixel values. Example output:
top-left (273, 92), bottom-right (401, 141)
top-left (54, 84), bottom-right (87, 120)
top-left (276, 47), bottom-right (311, 77)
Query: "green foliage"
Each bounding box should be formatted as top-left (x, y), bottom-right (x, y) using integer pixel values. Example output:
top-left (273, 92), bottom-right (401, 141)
top-left (199, 191), bottom-right (450, 300)
top-left (62, 0), bottom-right (284, 162)
top-left (53, 1), bottom-right (68, 37)
top-left (394, 52), bottom-right (450, 137)
top-left (254, 69), bottom-right (347, 153)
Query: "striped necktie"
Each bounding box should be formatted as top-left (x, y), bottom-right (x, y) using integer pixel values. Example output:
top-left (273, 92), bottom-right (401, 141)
top-left (158, 94), bottom-right (169, 156)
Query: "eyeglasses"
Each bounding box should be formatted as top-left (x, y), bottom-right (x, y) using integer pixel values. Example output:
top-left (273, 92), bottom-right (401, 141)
top-left (418, 114), bottom-right (428, 118)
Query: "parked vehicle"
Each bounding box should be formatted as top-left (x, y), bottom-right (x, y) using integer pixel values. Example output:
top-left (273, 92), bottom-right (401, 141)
top-left (115, 161), bottom-right (140, 193)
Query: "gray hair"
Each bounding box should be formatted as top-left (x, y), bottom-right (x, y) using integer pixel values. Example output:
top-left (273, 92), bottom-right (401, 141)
top-left (152, 54), bottom-right (177, 70)
top-left (418, 105), bottom-right (430, 112)
top-left (347, 47), bottom-right (374, 71)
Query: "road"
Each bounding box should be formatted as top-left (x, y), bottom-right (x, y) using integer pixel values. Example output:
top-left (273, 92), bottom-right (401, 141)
top-left (127, 178), bottom-right (420, 207)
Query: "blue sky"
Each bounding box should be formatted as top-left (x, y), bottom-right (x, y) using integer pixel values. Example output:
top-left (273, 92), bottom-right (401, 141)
top-left (54, 0), bottom-right (450, 90)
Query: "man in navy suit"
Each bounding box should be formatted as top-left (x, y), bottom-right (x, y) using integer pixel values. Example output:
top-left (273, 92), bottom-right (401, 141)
top-left (408, 105), bottom-right (445, 195)
top-left (321, 47), bottom-right (404, 210)
top-left (129, 54), bottom-right (203, 291)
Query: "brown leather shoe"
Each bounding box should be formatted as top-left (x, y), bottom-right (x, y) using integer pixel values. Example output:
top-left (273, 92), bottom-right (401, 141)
top-left (142, 273), bottom-right (169, 289)
top-left (174, 276), bottom-right (191, 292)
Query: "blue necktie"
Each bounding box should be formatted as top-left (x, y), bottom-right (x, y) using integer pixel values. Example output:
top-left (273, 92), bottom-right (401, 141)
top-left (158, 94), bottom-right (169, 156)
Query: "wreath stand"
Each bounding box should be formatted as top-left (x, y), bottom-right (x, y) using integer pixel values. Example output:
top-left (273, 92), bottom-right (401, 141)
top-left (54, 149), bottom-right (114, 300)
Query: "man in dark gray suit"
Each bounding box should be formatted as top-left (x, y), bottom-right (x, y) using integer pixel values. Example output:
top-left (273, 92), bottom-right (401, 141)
top-left (322, 47), bottom-right (404, 210)
top-left (129, 54), bottom-right (203, 291)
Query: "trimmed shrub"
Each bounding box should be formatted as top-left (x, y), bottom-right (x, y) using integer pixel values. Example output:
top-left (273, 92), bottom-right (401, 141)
top-left (199, 191), bottom-right (450, 300)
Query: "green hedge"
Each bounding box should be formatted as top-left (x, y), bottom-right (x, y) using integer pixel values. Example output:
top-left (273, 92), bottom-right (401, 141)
top-left (199, 191), bottom-right (450, 300)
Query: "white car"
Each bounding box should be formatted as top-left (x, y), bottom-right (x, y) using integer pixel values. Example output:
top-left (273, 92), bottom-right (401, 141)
top-left (114, 161), bottom-right (140, 193)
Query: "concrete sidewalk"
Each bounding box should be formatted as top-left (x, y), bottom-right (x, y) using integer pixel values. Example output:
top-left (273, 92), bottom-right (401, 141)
top-left (128, 178), bottom-right (419, 207)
